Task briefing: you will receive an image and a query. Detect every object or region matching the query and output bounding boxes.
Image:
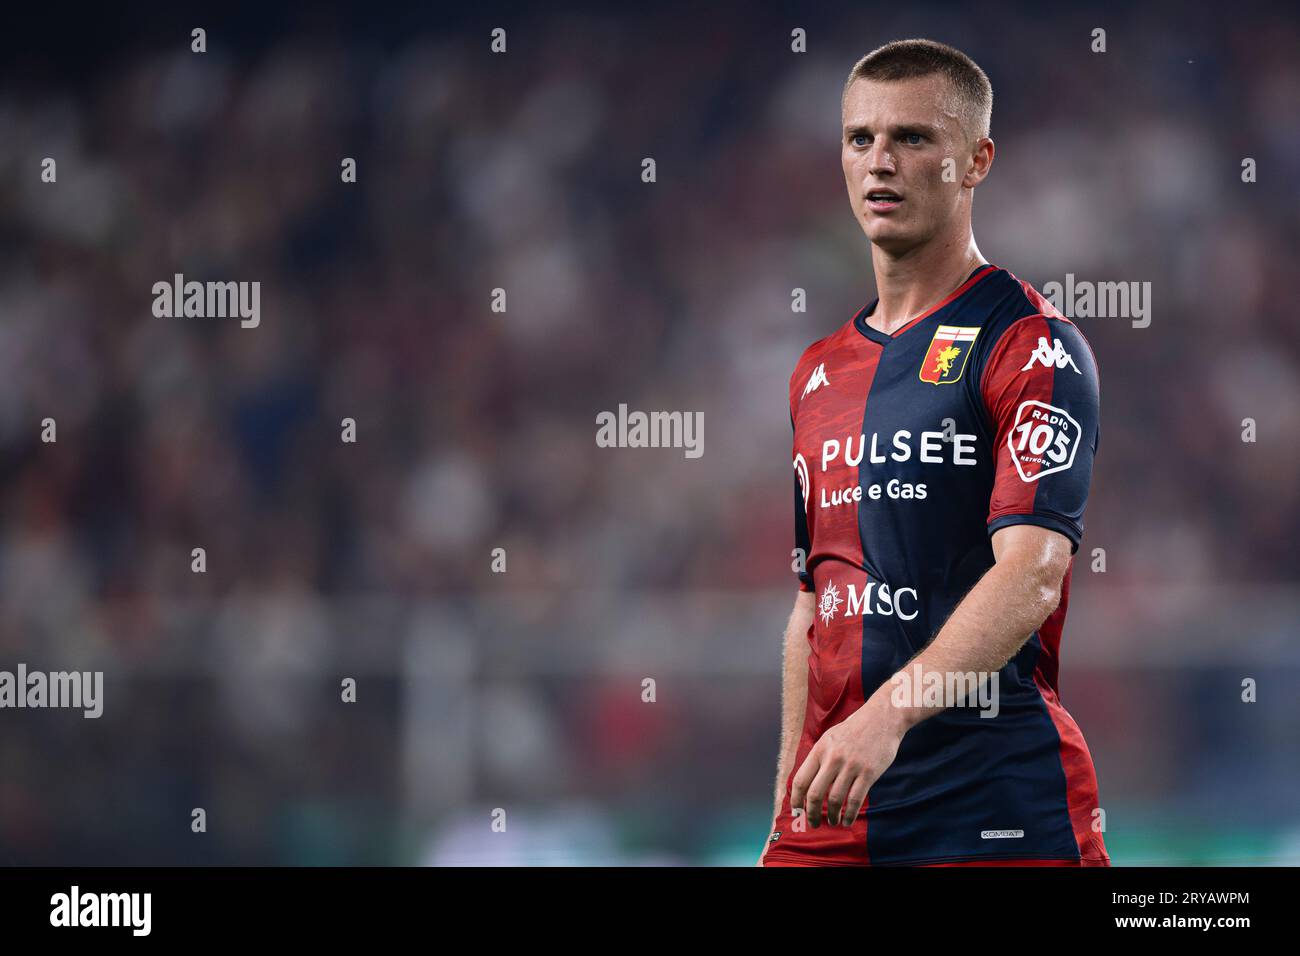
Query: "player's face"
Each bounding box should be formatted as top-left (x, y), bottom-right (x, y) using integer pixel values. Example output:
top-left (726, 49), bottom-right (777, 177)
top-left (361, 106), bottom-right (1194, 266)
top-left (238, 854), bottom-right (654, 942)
top-left (841, 75), bottom-right (973, 255)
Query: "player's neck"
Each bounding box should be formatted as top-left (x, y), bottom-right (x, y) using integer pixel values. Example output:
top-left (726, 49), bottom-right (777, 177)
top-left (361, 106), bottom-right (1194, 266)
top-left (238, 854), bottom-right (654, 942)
top-left (868, 235), bottom-right (987, 335)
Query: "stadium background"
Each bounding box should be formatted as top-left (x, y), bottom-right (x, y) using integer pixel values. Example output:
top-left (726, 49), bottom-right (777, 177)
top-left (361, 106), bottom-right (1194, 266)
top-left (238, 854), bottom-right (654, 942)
top-left (1, 0), bottom-right (1297, 865)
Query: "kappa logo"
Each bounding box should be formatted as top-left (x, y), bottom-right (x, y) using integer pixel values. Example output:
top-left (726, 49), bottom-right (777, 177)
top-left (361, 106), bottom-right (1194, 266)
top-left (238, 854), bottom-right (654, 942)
top-left (801, 363), bottom-right (829, 398)
top-left (919, 326), bottom-right (979, 385)
top-left (1021, 336), bottom-right (1081, 374)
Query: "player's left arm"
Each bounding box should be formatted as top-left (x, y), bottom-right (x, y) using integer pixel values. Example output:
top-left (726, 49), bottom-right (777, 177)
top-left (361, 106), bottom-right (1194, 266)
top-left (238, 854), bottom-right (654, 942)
top-left (791, 314), bottom-right (1100, 828)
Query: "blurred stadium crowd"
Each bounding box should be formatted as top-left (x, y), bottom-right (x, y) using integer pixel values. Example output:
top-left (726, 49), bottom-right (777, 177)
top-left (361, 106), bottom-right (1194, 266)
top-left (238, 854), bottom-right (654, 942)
top-left (0, 2), bottom-right (1297, 864)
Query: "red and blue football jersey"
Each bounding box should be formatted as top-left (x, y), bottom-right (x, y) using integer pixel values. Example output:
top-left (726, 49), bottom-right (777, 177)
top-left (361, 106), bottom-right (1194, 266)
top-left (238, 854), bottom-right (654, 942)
top-left (766, 264), bottom-right (1110, 866)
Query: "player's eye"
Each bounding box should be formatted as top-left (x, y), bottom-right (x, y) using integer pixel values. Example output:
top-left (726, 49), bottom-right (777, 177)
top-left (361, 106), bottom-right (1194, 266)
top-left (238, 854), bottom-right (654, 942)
top-left (851, 133), bottom-right (869, 147)
top-left (902, 133), bottom-right (923, 145)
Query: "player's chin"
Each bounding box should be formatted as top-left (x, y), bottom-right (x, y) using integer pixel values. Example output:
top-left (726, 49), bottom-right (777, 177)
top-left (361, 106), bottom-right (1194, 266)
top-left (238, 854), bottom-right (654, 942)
top-left (862, 218), bottom-right (916, 252)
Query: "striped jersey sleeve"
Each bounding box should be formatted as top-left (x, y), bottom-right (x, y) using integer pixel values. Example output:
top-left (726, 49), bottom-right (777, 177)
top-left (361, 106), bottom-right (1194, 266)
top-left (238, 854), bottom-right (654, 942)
top-left (979, 314), bottom-right (1100, 553)
top-left (791, 411), bottom-right (814, 591)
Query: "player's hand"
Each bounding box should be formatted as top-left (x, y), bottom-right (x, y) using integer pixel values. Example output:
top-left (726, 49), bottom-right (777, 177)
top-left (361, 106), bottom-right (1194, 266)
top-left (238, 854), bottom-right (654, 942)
top-left (789, 695), bottom-right (906, 828)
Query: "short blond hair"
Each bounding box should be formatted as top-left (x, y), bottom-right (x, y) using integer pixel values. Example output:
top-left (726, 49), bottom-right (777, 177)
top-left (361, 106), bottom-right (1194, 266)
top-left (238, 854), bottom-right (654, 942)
top-left (843, 38), bottom-right (993, 142)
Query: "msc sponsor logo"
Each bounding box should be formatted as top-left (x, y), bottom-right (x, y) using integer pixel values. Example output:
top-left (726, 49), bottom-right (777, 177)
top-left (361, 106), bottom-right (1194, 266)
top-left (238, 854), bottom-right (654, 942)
top-left (817, 579), bottom-right (918, 623)
top-left (919, 325), bottom-right (979, 385)
top-left (817, 581), bottom-right (843, 626)
top-left (820, 429), bottom-right (976, 471)
top-left (1008, 400), bottom-right (1080, 482)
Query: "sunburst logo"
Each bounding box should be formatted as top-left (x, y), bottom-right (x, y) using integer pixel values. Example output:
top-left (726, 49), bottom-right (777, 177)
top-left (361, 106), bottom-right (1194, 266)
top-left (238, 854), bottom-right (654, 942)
top-left (818, 580), bottom-right (843, 626)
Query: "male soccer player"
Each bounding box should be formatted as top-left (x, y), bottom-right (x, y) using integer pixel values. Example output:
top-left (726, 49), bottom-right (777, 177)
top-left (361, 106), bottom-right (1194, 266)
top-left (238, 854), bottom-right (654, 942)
top-left (760, 39), bottom-right (1110, 866)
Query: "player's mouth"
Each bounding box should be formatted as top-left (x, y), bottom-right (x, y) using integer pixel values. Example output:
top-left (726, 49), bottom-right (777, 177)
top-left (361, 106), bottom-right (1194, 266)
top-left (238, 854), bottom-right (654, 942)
top-left (865, 189), bottom-right (903, 213)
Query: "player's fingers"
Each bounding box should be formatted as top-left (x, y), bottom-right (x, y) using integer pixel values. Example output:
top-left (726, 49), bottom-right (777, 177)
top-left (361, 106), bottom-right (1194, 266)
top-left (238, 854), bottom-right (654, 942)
top-left (824, 764), bottom-right (857, 827)
top-left (789, 749), bottom-right (820, 815)
top-left (802, 759), bottom-right (840, 828)
top-left (839, 773), bottom-right (872, 827)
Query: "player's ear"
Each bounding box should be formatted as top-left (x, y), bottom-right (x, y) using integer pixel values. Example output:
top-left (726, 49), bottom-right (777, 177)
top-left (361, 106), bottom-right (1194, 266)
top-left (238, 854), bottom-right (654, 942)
top-left (962, 137), bottom-right (994, 188)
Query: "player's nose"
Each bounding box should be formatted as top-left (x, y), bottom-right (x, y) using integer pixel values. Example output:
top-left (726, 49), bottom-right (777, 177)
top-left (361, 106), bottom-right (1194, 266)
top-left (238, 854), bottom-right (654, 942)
top-left (865, 141), bottom-right (896, 176)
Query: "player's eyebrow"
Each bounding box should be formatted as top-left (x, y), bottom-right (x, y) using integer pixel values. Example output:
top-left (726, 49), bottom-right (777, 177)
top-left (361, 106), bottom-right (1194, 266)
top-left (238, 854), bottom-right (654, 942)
top-left (843, 122), bottom-right (940, 139)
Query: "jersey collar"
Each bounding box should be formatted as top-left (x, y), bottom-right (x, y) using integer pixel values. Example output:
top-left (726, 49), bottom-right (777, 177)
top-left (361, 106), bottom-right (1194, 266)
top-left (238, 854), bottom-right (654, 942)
top-left (853, 264), bottom-right (998, 346)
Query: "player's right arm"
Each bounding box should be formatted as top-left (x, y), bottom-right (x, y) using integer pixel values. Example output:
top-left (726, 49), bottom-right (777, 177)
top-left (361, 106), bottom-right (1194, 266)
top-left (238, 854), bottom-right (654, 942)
top-left (758, 588), bottom-right (814, 865)
top-left (760, 351), bottom-right (821, 864)
top-left (759, 455), bottom-right (817, 864)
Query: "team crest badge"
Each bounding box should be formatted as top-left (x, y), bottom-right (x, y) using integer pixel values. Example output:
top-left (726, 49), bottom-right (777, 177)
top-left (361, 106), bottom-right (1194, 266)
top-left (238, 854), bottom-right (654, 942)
top-left (918, 325), bottom-right (979, 385)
